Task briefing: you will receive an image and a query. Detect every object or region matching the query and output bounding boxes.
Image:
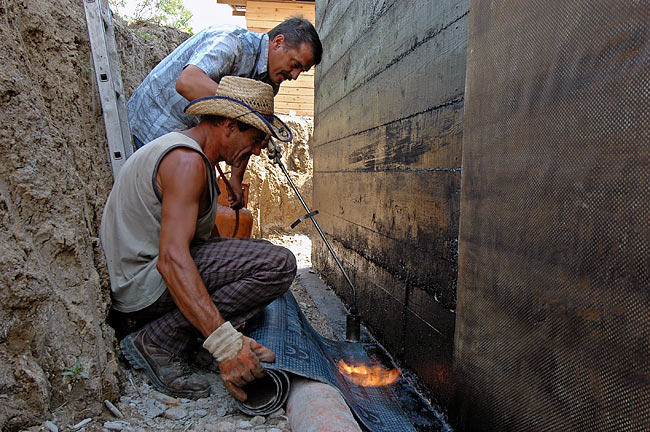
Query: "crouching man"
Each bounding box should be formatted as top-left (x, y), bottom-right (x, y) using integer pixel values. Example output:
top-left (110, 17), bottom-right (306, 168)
top-left (100, 76), bottom-right (296, 402)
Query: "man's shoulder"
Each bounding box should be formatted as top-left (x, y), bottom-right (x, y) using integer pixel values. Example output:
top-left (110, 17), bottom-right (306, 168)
top-left (197, 25), bottom-right (264, 41)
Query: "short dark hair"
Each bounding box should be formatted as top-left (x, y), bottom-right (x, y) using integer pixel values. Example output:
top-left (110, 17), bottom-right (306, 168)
top-left (268, 16), bottom-right (323, 66)
top-left (200, 115), bottom-right (253, 132)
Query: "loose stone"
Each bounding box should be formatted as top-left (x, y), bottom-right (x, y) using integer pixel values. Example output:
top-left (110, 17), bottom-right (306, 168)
top-left (105, 399), bottom-right (125, 418)
top-left (43, 420), bottom-right (58, 432)
top-left (268, 409), bottom-right (285, 419)
top-left (236, 420), bottom-right (252, 428)
top-left (163, 406), bottom-right (188, 420)
top-left (103, 420), bottom-right (128, 430)
top-left (71, 418), bottom-right (92, 430)
top-left (250, 416), bottom-right (265, 426)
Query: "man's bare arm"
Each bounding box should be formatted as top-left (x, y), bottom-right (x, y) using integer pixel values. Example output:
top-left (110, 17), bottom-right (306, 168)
top-left (156, 148), bottom-right (276, 402)
top-left (176, 65), bottom-right (219, 101)
top-left (156, 148), bottom-right (224, 337)
top-left (226, 156), bottom-right (249, 210)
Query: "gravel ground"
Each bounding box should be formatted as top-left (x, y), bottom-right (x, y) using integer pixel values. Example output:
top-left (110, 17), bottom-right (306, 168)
top-left (29, 235), bottom-right (333, 432)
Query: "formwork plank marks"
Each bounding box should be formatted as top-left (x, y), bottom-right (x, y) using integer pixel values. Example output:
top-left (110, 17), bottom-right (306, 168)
top-left (316, 0), bottom-right (467, 109)
top-left (315, 15), bottom-right (468, 145)
top-left (313, 100), bottom-right (463, 171)
top-left (312, 171), bottom-right (460, 309)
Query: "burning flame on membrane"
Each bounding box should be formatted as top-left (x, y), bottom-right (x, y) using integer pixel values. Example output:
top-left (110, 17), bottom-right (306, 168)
top-left (337, 360), bottom-right (401, 387)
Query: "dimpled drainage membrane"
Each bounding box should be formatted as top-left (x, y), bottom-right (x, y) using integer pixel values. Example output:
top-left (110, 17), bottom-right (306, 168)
top-left (454, 0), bottom-right (649, 431)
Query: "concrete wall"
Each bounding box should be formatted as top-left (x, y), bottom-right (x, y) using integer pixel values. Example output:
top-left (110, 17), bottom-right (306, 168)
top-left (312, 0), bottom-right (469, 407)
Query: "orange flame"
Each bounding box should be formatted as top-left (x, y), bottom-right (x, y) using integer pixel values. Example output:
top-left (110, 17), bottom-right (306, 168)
top-left (337, 360), bottom-right (401, 387)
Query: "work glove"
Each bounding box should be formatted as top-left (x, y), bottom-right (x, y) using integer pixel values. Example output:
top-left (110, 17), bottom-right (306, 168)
top-left (203, 322), bottom-right (276, 402)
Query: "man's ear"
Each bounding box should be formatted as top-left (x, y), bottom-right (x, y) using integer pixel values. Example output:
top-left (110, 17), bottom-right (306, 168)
top-left (223, 119), bottom-right (236, 137)
top-left (271, 34), bottom-right (285, 49)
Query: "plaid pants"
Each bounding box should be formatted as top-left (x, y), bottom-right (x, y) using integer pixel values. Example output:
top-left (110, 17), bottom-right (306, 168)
top-left (120, 237), bottom-right (296, 355)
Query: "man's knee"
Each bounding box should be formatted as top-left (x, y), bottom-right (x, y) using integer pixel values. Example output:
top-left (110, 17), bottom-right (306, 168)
top-left (274, 245), bottom-right (297, 291)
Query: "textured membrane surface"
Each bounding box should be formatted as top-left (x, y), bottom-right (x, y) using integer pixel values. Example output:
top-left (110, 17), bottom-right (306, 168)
top-left (454, 1), bottom-right (649, 430)
top-left (243, 292), bottom-right (452, 432)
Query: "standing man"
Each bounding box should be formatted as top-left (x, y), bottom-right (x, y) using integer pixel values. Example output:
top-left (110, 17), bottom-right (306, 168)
top-left (127, 17), bottom-right (322, 208)
top-left (101, 77), bottom-right (296, 402)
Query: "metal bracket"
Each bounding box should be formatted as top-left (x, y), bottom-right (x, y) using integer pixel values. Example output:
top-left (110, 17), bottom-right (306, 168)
top-left (291, 210), bottom-right (319, 229)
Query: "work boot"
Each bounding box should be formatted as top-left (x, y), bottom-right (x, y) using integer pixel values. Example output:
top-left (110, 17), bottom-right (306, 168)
top-left (120, 329), bottom-right (210, 399)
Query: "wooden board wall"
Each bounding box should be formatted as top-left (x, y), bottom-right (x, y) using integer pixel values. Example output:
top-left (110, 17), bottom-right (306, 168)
top-left (245, 0), bottom-right (315, 116)
top-left (312, 0), bottom-right (469, 408)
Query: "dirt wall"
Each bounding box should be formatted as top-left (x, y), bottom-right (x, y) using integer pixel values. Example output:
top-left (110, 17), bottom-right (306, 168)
top-left (0, 0), bottom-right (122, 428)
top-left (0, 1), bottom-right (311, 429)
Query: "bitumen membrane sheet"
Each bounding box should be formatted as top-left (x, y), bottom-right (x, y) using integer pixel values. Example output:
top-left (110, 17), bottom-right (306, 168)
top-left (240, 281), bottom-right (452, 432)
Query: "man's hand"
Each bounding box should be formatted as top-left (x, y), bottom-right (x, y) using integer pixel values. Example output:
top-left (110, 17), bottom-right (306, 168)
top-left (219, 336), bottom-right (276, 401)
top-left (227, 175), bottom-right (245, 210)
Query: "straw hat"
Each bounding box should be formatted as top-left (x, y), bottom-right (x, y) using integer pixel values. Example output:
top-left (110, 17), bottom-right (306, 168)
top-left (184, 76), bottom-right (293, 142)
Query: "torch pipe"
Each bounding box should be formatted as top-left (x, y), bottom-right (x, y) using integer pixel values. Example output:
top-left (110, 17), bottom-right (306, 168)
top-left (275, 159), bottom-right (358, 316)
top-left (268, 138), bottom-right (360, 341)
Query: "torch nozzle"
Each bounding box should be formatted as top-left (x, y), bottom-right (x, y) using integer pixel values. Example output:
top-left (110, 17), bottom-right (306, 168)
top-left (345, 314), bottom-right (361, 343)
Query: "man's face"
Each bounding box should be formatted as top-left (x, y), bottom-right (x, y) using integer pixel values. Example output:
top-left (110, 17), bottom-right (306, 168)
top-left (268, 35), bottom-right (315, 84)
top-left (227, 124), bottom-right (269, 168)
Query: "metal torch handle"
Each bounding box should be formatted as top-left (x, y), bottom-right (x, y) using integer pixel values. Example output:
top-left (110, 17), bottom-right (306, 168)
top-left (270, 140), bottom-right (358, 315)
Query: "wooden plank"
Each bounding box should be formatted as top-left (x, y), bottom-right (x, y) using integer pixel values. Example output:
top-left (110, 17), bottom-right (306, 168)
top-left (273, 86), bottom-right (314, 95)
top-left (246, 19), bottom-right (285, 28)
top-left (274, 94), bottom-right (313, 104)
top-left (246, 27), bottom-right (271, 34)
top-left (314, 13), bottom-right (468, 146)
top-left (246, 11), bottom-right (315, 20)
top-left (217, 0), bottom-right (247, 7)
top-left (280, 73), bottom-right (314, 84)
top-left (248, 1), bottom-right (314, 12)
top-left (277, 108), bottom-right (312, 116)
top-left (275, 101), bottom-right (312, 110)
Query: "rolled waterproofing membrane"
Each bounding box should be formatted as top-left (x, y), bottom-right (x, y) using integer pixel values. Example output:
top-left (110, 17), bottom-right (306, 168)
top-left (237, 292), bottom-right (451, 432)
top-left (286, 376), bottom-right (361, 432)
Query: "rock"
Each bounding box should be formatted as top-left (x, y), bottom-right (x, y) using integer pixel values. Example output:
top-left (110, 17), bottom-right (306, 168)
top-left (140, 399), bottom-right (164, 418)
top-left (268, 408), bottom-right (285, 419)
top-left (44, 420), bottom-right (58, 432)
top-left (163, 406), bottom-right (188, 420)
top-left (104, 420), bottom-right (128, 430)
top-left (250, 416), bottom-right (265, 426)
top-left (105, 399), bottom-right (125, 418)
top-left (212, 420), bottom-right (235, 432)
top-left (71, 418), bottom-right (92, 430)
top-left (191, 409), bottom-right (208, 418)
top-left (236, 420), bottom-right (252, 428)
top-left (151, 391), bottom-right (181, 406)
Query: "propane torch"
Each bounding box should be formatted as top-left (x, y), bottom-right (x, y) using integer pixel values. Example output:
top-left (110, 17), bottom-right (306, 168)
top-left (267, 138), bottom-right (361, 342)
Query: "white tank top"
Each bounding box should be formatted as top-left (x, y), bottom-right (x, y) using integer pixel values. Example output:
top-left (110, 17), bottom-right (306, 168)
top-left (99, 132), bottom-right (219, 312)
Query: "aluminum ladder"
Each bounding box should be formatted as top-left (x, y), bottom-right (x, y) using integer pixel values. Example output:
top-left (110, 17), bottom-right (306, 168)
top-left (83, 0), bottom-right (134, 179)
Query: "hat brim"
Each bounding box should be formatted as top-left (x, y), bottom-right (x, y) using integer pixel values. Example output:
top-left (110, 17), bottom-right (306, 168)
top-left (184, 96), bottom-right (293, 142)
